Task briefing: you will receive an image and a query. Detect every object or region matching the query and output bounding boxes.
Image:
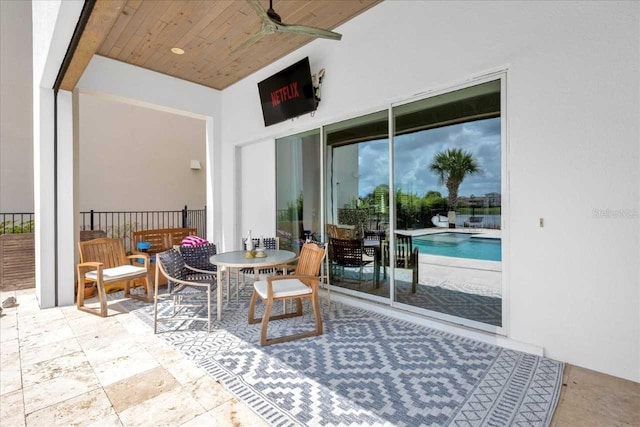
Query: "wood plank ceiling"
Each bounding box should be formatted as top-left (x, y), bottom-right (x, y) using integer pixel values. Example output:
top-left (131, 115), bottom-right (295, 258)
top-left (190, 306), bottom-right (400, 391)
top-left (61, 0), bottom-right (381, 91)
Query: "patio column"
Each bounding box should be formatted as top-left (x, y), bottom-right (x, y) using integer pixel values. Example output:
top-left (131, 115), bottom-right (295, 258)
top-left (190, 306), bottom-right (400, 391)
top-left (33, 87), bottom-right (56, 308)
top-left (55, 89), bottom-right (79, 306)
top-left (205, 116), bottom-right (216, 244)
top-left (31, 0), bottom-right (84, 308)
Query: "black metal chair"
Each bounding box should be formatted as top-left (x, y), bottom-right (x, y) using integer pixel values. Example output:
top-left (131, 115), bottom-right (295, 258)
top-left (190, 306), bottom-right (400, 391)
top-left (410, 247), bottom-right (419, 293)
top-left (242, 237), bottom-right (278, 251)
top-left (382, 234), bottom-right (413, 269)
top-left (154, 248), bottom-right (216, 333)
top-left (329, 237), bottom-right (377, 289)
top-left (241, 237), bottom-right (278, 276)
top-left (381, 236), bottom-right (419, 293)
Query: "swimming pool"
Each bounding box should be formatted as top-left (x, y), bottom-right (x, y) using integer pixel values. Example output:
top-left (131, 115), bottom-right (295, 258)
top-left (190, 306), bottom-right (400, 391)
top-left (413, 232), bottom-right (501, 261)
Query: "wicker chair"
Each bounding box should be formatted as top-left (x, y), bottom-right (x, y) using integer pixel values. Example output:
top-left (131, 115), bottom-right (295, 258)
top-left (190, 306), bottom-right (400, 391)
top-left (180, 243), bottom-right (218, 273)
top-left (248, 242), bottom-right (326, 346)
top-left (77, 238), bottom-right (152, 317)
top-left (329, 237), bottom-right (377, 289)
top-left (241, 236), bottom-right (279, 273)
top-left (180, 243), bottom-right (227, 300)
top-left (154, 249), bottom-right (216, 333)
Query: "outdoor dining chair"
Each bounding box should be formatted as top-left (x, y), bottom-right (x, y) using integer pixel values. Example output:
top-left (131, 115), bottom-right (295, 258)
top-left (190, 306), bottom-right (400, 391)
top-left (154, 248), bottom-right (216, 333)
top-left (241, 236), bottom-right (279, 277)
top-left (248, 242), bottom-right (326, 346)
top-left (77, 238), bottom-right (152, 317)
top-left (329, 237), bottom-right (377, 289)
top-left (180, 242), bottom-right (218, 272)
top-left (181, 242), bottom-right (230, 299)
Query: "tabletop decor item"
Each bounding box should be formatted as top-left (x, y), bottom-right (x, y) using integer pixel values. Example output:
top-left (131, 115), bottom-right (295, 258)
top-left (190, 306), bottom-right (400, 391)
top-left (245, 230), bottom-right (256, 258)
top-left (255, 235), bottom-right (267, 257)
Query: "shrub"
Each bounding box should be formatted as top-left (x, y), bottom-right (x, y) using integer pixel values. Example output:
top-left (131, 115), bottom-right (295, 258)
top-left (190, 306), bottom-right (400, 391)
top-left (0, 219), bottom-right (34, 234)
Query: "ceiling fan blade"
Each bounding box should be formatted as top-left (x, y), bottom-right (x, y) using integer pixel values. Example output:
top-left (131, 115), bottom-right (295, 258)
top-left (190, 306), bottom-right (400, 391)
top-left (231, 30), bottom-right (268, 54)
top-left (236, 0), bottom-right (342, 53)
top-left (245, 0), bottom-right (271, 25)
top-left (276, 23), bottom-right (342, 41)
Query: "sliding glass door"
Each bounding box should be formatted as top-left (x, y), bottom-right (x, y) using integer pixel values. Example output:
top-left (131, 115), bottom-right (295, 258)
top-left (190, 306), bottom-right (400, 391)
top-left (275, 130), bottom-right (321, 254)
top-left (392, 79), bottom-right (503, 328)
top-left (325, 111), bottom-right (390, 300)
top-left (275, 77), bottom-right (505, 331)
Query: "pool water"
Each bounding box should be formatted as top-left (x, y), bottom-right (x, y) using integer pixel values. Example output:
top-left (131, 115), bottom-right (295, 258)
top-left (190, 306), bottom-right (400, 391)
top-left (413, 232), bottom-right (501, 261)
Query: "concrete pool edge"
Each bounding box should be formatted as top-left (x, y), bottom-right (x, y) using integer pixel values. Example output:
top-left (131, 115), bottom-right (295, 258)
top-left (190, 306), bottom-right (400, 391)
top-left (419, 253), bottom-right (502, 272)
top-left (398, 227), bottom-right (502, 239)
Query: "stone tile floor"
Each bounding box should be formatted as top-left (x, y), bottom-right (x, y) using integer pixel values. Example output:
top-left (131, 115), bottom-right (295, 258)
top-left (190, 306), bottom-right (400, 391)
top-left (1, 289), bottom-right (267, 427)
top-left (1, 288), bottom-right (638, 426)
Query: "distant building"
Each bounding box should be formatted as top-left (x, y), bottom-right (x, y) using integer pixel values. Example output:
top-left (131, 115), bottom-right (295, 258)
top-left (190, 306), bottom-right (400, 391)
top-left (484, 192), bottom-right (501, 207)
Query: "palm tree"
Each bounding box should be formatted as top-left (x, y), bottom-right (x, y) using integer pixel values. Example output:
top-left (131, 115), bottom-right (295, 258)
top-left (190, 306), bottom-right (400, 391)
top-left (429, 148), bottom-right (479, 211)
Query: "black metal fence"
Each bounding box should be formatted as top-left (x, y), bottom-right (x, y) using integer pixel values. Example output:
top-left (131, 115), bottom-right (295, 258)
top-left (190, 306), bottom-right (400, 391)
top-left (1, 207), bottom-right (206, 236)
top-left (0, 212), bottom-right (35, 234)
top-left (79, 205), bottom-right (206, 239)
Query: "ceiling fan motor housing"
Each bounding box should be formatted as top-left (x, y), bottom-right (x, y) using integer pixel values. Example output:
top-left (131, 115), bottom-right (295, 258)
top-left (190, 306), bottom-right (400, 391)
top-left (267, 8), bottom-right (281, 23)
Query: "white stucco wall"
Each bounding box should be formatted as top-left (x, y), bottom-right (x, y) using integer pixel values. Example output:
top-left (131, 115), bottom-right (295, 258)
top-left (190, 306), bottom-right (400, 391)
top-left (1, 0), bottom-right (33, 212)
top-left (32, 0), bottom-right (84, 308)
top-left (78, 93), bottom-right (206, 212)
top-left (239, 140), bottom-right (276, 246)
top-left (220, 1), bottom-right (640, 382)
top-left (29, 0), bottom-right (639, 382)
top-left (77, 56), bottom-right (222, 245)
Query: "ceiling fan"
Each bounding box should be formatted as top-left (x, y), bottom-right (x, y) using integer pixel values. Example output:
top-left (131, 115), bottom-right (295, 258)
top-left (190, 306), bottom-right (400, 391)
top-left (233, 0), bottom-right (343, 53)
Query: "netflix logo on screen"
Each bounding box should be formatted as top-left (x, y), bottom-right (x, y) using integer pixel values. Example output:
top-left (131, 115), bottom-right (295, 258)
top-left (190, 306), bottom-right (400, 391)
top-left (270, 81), bottom-right (299, 107)
top-left (258, 57), bottom-right (317, 126)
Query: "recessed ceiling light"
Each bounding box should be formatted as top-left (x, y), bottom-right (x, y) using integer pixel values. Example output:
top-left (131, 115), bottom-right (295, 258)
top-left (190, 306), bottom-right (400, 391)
top-left (171, 47), bottom-right (185, 55)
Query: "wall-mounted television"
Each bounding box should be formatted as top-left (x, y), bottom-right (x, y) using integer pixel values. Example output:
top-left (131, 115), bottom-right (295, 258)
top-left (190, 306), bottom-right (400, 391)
top-left (258, 57), bottom-right (317, 127)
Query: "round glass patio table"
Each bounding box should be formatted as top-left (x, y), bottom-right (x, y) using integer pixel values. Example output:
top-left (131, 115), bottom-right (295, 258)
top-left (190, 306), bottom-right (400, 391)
top-left (210, 250), bottom-right (297, 320)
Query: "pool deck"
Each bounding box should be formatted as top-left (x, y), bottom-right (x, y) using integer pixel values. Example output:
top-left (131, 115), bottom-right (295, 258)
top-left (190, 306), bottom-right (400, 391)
top-left (398, 227), bottom-right (503, 296)
top-left (399, 227), bottom-right (502, 239)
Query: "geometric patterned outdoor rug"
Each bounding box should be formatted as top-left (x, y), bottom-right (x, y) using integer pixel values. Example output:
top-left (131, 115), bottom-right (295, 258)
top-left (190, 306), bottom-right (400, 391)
top-left (395, 282), bottom-right (503, 327)
top-left (117, 284), bottom-right (563, 427)
top-left (333, 268), bottom-right (502, 326)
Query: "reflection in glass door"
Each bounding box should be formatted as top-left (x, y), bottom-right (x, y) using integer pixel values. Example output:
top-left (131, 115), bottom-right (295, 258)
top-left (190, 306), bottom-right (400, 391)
top-left (275, 130), bottom-right (321, 254)
top-left (325, 111), bottom-right (390, 300)
top-left (275, 79), bottom-right (505, 332)
top-left (392, 79), bottom-right (503, 328)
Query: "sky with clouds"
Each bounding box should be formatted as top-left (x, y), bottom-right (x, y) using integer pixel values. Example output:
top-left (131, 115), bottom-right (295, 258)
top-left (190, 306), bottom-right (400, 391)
top-left (357, 117), bottom-right (501, 198)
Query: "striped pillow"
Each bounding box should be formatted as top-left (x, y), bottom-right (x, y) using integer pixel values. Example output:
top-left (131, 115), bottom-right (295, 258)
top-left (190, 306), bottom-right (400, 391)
top-left (181, 235), bottom-right (209, 247)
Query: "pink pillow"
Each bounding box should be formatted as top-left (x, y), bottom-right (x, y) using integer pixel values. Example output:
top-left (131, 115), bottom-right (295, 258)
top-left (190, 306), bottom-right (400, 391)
top-left (181, 236), bottom-right (209, 247)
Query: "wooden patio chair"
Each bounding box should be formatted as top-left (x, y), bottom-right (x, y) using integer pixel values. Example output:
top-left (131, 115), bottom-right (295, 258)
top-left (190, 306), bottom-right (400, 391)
top-left (248, 242), bottom-right (326, 346)
top-left (77, 238), bottom-right (152, 317)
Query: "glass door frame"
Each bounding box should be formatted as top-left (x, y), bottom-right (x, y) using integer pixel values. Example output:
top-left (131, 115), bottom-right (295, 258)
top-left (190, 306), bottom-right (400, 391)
top-left (322, 110), bottom-right (392, 306)
top-left (276, 72), bottom-right (508, 335)
top-left (386, 72), bottom-right (508, 335)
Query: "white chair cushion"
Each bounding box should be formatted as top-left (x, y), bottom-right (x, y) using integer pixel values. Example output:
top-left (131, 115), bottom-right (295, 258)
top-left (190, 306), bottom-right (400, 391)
top-left (85, 265), bottom-right (146, 281)
top-left (254, 278), bottom-right (312, 299)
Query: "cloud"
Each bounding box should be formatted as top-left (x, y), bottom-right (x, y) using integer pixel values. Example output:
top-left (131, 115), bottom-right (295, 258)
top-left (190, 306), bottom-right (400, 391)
top-left (357, 118), bottom-right (501, 197)
top-left (358, 139), bottom-right (388, 196)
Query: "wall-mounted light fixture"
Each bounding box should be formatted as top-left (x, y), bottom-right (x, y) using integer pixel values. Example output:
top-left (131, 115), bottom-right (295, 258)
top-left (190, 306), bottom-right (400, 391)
top-left (312, 68), bottom-right (325, 106)
top-left (190, 160), bottom-right (202, 170)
